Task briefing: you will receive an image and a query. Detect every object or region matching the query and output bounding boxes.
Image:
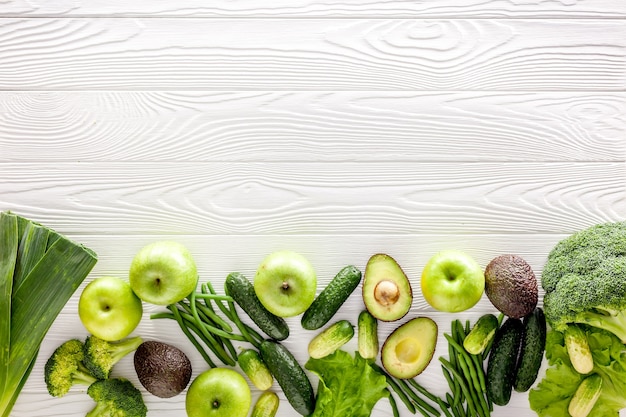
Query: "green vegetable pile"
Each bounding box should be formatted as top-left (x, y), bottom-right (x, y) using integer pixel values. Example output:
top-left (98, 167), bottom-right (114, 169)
top-left (541, 221), bottom-right (626, 342)
top-left (0, 211), bottom-right (97, 417)
top-left (529, 326), bottom-right (626, 416)
top-left (531, 220), bottom-right (626, 417)
top-left (44, 336), bottom-right (147, 417)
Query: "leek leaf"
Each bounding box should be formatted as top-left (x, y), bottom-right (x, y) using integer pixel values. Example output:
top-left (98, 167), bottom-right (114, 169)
top-left (0, 212), bottom-right (18, 398)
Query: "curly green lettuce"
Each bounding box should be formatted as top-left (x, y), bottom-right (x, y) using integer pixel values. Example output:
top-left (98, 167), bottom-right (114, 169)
top-left (529, 325), bottom-right (626, 417)
top-left (305, 350), bottom-right (389, 417)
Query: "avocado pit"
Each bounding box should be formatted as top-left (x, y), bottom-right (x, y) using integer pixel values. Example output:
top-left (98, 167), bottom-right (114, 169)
top-left (374, 280), bottom-right (400, 306)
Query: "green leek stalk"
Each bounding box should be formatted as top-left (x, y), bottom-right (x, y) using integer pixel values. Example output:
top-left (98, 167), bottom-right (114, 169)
top-left (0, 211), bottom-right (97, 417)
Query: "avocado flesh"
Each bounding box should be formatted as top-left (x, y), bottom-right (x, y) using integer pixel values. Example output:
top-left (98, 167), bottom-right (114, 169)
top-left (381, 317), bottom-right (438, 379)
top-left (362, 254), bottom-right (413, 321)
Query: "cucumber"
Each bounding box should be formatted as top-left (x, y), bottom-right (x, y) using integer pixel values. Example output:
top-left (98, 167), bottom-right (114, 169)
top-left (308, 319), bottom-right (355, 359)
top-left (514, 307), bottom-right (547, 392)
top-left (238, 349), bottom-right (274, 391)
top-left (259, 340), bottom-right (315, 416)
top-left (357, 310), bottom-right (379, 360)
top-left (463, 313), bottom-right (499, 355)
top-left (486, 317), bottom-right (523, 406)
top-left (251, 391), bottom-right (280, 417)
top-left (565, 324), bottom-right (594, 375)
top-left (568, 374), bottom-right (603, 417)
top-left (301, 265), bottom-right (362, 330)
top-left (224, 272), bottom-right (289, 341)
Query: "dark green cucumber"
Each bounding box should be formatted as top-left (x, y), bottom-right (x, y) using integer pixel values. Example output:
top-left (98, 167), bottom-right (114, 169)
top-left (514, 307), bottom-right (547, 392)
top-left (224, 272), bottom-right (289, 341)
top-left (260, 340), bottom-right (315, 416)
top-left (301, 265), bottom-right (362, 330)
top-left (486, 317), bottom-right (523, 406)
top-left (238, 349), bottom-right (274, 391)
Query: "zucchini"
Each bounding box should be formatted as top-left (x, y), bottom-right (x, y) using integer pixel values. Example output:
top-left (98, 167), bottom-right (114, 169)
top-left (568, 373), bottom-right (602, 417)
top-left (486, 317), bottom-right (523, 406)
top-left (463, 313), bottom-right (499, 355)
top-left (357, 310), bottom-right (379, 360)
top-left (301, 265), bottom-right (362, 330)
top-left (251, 391), bottom-right (280, 417)
top-left (238, 349), bottom-right (273, 391)
top-left (308, 320), bottom-right (355, 359)
top-left (224, 272), bottom-right (289, 341)
top-left (564, 324), bottom-right (594, 375)
top-left (514, 307), bottom-right (547, 392)
top-left (259, 340), bottom-right (315, 416)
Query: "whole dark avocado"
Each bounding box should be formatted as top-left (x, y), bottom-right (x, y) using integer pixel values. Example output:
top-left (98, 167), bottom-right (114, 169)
top-left (484, 254), bottom-right (538, 318)
top-left (134, 340), bottom-right (192, 398)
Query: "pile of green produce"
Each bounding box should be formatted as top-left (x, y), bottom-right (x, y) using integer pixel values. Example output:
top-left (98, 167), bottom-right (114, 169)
top-left (21, 214), bottom-right (626, 417)
top-left (530, 221), bottom-right (626, 417)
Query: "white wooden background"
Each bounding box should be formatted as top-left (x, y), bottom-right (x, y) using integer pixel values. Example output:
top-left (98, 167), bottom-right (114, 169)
top-left (2, 0), bottom-right (625, 416)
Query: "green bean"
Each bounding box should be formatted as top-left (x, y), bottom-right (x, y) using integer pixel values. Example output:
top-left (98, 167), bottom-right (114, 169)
top-left (440, 358), bottom-right (482, 417)
top-left (370, 363), bottom-right (419, 414)
top-left (457, 353), bottom-right (489, 417)
top-left (388, 390), bottom-right (401, 417)
top-left (436, 397), bottom-right (454, 417)
top-left (408, 379), bottom-right (448, 407)
top-left (193, 292), bottom-right (233, 301)
top-left (441, 365), bottom-right (462, 406)
top-left (194, 299), bottom-right (233, 332)
top-left (178, 302), bottom-right (247, 342)
top-left (154, 306), bottom-right (217, 368)
top-left (398, 379), bottom-right (440, 416)
top-left (470, 354), bottom-right (487, 393)
top-left (185, 315), bottom-right (236, 366)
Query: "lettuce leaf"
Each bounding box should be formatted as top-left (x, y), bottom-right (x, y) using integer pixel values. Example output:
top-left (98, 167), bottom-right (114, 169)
top-left (529, 326), bottom-right (626, 417)
top-left (305, 350), bottom-right (389, 417)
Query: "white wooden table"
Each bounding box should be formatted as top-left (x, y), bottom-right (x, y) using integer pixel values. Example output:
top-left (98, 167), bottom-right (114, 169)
top-left (2, 1), bottom-right (625, 416)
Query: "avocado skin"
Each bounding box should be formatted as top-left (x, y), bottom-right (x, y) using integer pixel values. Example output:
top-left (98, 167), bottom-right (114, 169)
top-left (484, 254), bottom-right (538, 319)
top-left (134, 341), bottom-right (192, 398)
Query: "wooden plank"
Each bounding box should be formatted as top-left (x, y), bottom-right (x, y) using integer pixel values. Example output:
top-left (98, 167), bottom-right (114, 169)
top-left (2, 162), bottom-right (624, 235)
top-left (0, 19), bottom-right (624, 91)
top-left (3, 0), bottom-right (626, 18)
top-left (1, 91), bottom-right (624, 162)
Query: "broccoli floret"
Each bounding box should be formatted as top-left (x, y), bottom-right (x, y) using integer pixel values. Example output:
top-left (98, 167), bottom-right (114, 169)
top-left (542, 221), bottom-right (626, 343)
top-left (83, 335), bottom-right (143, 380)
top-left (86, 378), bottom-right (147, 417)
top-left (44, 339), bottom-right (97, 397)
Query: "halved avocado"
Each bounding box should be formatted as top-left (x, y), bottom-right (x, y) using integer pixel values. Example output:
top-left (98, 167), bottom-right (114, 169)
top-left (362, 253), bottom-right (413, 321)
top-left (381, 317), bottom-right (438, 379)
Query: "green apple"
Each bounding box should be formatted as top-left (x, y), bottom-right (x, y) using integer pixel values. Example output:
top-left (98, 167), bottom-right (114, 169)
top-left (254, 250), bottom-right (317, 317)
top-left (78, 276), bottom-right (143, 341)
top-left (186, 368), bottom-right (251, 417)
top-left (420, 250), bottom-right (485, 313)
top-left (129, 241), bottom-right (198, 306)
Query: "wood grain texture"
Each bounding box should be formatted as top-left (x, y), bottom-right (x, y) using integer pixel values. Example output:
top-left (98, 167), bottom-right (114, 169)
top-left (1, 162), bottom-right (625, 235)
top-left (11, 233), bottom-right (561, 417)
top-left (0, 18), bottom-right (624, 90)
top-left (1, 91), bottom-right (624, 162)
top-left (3, 0), bottom-right (626, 18)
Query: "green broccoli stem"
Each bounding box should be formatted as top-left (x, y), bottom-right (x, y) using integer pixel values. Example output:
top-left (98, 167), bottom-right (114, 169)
top-left (574, 308), bottom-right (626, 344)
top-left (85, 401), bottom-right (111, 417)
top-left (109, 337), bottom-right (143, 364)
top-left (75, 364), bottom-right (98, 386)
